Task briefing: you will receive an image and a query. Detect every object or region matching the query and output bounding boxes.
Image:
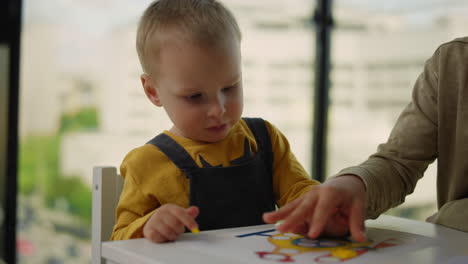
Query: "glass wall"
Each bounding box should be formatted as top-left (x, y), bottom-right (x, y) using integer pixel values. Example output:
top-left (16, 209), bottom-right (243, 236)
top-left (224, 0), bottom-right (316, 173)
top-left (18, 0), bottom-right (316, 262)
top-left (328, 0), bottom-right (468, 220)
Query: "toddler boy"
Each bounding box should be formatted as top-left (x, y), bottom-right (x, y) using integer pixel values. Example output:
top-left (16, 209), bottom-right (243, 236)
top-left (111, 0), bottom-right (322, 243)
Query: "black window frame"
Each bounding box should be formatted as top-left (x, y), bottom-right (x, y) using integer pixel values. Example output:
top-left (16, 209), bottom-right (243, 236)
top-left (0, 0), bottom-right (22, 263)
top-left (312, 0), bottom-right (334, 182)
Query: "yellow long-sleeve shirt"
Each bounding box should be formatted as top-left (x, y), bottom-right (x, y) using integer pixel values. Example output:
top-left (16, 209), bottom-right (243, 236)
top-left (111, 119), bottom-right (319, 240)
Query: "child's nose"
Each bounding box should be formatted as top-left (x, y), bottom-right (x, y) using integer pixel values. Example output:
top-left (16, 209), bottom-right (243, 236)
top-left (208, 96), bottom-right (226, 118)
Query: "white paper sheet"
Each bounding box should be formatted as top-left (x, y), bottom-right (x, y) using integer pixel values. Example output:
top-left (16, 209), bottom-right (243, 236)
top-left (174, 226), bottom-right (440, 263)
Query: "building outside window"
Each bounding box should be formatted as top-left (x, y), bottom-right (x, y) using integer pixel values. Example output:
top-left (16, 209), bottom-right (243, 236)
top-left (15, 0), bottom-right (468, 262)
top-left (18, 0), bottom-right (315, 262)
top-left (329, 0), bottom-right (468, 219)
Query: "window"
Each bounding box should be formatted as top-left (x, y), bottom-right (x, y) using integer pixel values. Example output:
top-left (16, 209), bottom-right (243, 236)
top-left (329, 0), bottom-right (468, 220)
top-left (18, 0), bottom-right (316, 262)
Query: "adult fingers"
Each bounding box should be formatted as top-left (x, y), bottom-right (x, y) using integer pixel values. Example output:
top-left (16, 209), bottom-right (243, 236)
top-left (307, 190), bottom-right (343, 239)
top-left (263, 196), bottom-right (304, 224)
top-left (349, 199), bottom-right (366, 242)
top-left (289, 221), bottom-right (309, 236)
top-left (277, 193), bottom-right (317, 233)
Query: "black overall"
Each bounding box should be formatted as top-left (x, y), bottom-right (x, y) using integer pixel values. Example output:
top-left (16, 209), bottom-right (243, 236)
top-left (147, 118), bottom-right (276, 231)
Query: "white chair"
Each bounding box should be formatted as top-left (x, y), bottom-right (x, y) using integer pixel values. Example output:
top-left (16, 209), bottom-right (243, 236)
top-left (92, 166), bottom-right (123, 264)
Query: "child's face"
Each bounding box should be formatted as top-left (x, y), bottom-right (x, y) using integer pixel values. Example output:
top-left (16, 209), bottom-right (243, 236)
top-left (143, 35), bottom-right (243, 143)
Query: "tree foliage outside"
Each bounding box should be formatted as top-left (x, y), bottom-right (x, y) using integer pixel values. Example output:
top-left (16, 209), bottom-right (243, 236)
top-left (59, 107), bottom-right (99, 133)
top-left (19, 107), bottom-right (99, 226)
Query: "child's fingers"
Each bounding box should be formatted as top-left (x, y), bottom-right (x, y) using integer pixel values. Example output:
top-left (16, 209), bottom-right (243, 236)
top-left (263, 196), bottom-right (304, 223)
top-left (145, 228), bottom-right (169, 243)
top-left (186, 206), bottom-right (199, 218)
top-left (348, 200), bottom-right (366, 242)
top-left (167, 205), bottom-right (199, 231)
top-left (145, 229), bottom-right (163, 243)
top-left (185, 206), bottom-right (200, 232)
top-left (157, 219), bottom-right (182, 241)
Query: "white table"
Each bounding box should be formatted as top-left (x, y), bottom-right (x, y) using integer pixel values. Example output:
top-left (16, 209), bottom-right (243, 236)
top-left (101, 215), bottom-right (468, 264)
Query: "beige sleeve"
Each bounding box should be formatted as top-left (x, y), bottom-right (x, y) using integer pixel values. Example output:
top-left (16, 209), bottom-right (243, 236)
top-left (426, 198), bottom-right (468, 232)
top-left (333, 50), bottom-right (440, 219)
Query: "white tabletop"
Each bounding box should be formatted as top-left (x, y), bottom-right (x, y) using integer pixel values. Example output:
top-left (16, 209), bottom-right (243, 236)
top-left (102, 215), bottom-right (468, 264)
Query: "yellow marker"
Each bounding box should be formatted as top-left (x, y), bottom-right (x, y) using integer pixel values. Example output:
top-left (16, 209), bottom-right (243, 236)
top-left (331, 248), bottom-right (358, 259)
top-left (191, 227), bottom-right (200, 234)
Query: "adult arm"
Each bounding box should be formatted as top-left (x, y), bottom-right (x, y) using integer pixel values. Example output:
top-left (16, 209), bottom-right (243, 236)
top-left (334, 48), bottom-right (440, 219)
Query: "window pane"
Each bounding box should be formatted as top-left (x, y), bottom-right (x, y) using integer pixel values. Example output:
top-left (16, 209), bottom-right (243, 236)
top-left (224, 0), bottom-right (316, 173)
top-left (329, 0), bottom-right (467, 220)
top-left (18, 0), bottom-right (316, 262)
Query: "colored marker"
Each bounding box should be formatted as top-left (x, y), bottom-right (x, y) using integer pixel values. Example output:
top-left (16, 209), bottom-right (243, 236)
top-left (191, 227), bottom-right (200, 234)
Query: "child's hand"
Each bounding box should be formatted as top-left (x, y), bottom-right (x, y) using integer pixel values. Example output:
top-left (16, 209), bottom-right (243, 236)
top-left (263, 175), bottom-right (367, 242)
top-left (143, 204), bottom-right (199, 243)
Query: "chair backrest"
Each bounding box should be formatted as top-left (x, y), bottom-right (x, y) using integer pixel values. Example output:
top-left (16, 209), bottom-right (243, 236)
top-left (92, 166), bottom-right (123, 264)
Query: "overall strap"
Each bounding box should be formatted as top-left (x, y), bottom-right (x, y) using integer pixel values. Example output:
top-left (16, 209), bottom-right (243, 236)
top-left (147, 133), bottom-right (199, 177)
top-left (242, 117), bottom-right (273, 176)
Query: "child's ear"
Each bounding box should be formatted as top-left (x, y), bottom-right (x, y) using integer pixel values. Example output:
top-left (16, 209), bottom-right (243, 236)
top-left (141, 73), bottom-right (162, 107)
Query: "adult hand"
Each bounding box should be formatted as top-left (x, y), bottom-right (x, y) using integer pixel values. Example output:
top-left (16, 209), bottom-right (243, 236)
top-left (143, 204), bottom-right (199, 243)
top-left (263, 175), bottom-right (367, 242)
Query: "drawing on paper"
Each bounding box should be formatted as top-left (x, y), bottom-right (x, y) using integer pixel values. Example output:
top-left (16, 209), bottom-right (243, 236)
top-left (237, 229), bottom-right (406, 263)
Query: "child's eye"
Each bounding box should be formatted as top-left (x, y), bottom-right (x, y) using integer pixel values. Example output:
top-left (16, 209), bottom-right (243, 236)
top-left (186, 93), bottom-right (202, 100)
top-left (222, 85), bottom-right (236, 93)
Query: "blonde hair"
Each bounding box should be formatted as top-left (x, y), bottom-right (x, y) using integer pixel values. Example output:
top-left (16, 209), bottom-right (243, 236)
top-left (136, 0), bottom-right (242, 74)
